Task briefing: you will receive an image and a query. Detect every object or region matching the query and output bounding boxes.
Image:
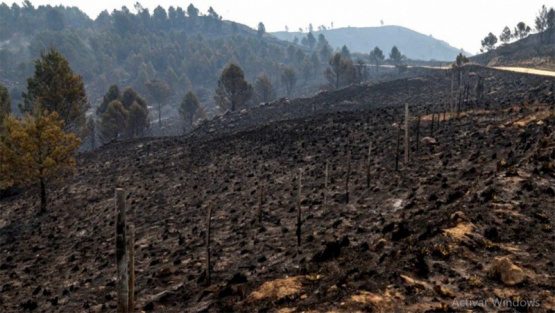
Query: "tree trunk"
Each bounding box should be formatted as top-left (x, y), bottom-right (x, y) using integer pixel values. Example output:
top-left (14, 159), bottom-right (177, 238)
top-left (345, 151), bottom-right (351, 204)
top-left (404, 103), bottom-right (409, 166)
top-left (206, 202), bottom-right (213, 286)
top-left (128, 224), bottom-right (135, 313)
top-left (39, 178), bottom-right (47, 214)
top-left (395, 126), bottom-right (401, 171)
top-left (296, 169), bottom-right (302, 246)
top-left (416, 115), bottom-right (421, 154)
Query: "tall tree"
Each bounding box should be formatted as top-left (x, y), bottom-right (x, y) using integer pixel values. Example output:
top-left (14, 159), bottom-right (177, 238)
top-left (325, 53), bottom-right (346, 90)
top-left (514, 22), bottom-right (531, 39)
top-left (499, 26), bottom-right (512, 44)
top-left (179, 91), bottom-right (205, 131)
top-left (0, 83), bottom-right (11, 122)
top-left (214, 63), bottom-right (252, 112)
top-left (354, 59), bottom-right (368, 84)
top-left (100, 100), bottom-right (128, 141)
top-left (121, 87), bottom-right (149, 138)
top-left (144, 79), bottom-right (171, 127)
top-left (281, 66), bottom-right (297, 96)
top-left (254, 74), bottom-right (276, 103)
top-left (21, 47), bottom-right (89, 134)
top-left (97, 84), bottom-right (120, 117)
top-left (340, 45), bottom-right (351, 60)
top-left (257, 22), bottom-right (266, 39)
top-left (548, 8), bottom-right (555, 44)
top-left (306, 32), bottom-right (316, 50)
top-left (389, 46), bottom-right (403, 66)
top-left (368, 46), bottom-right (385, 73)
top-left (187, 4), bottom-right (199, 18)
top-left (535, 5), bottom-right (548, 43)
top-left (0, 110), bottom-right (81, 213)
top-left (301, 58), bottom-right (313, 84)
top-left (481, 32), bottom-right (498, 51)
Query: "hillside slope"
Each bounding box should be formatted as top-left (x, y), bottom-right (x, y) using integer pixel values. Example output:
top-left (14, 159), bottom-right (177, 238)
top-left (471, 32), bottom-right (555, 71)
top-left (272, 26), bottom-right (470, 61)
top-left (0, 67), bottom-right (554, 312)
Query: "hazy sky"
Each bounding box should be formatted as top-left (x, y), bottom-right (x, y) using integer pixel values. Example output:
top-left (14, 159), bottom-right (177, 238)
top-left (6, 0), bottom-right (550, 54)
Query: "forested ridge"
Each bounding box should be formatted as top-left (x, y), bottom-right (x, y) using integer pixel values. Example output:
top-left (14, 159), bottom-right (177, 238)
top-left (0, 2), bottom-right (329, 109)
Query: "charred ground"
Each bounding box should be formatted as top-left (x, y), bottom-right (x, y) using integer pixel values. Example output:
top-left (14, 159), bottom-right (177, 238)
top-left (0, 65), bottom-right (554, 312)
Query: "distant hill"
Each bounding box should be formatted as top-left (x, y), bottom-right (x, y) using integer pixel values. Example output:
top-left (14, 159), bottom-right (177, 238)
top-left (272, 25), bottom-right (471, 61)
top-left (470, 32), bottom-right (555, 71)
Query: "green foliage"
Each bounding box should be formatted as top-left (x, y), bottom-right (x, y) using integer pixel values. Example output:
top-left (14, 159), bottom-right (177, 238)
top-left (1, 4), bottom-right (327, 110)
top-left (535, 5), bottom-right (548, 34)
top-left (499, 26), bottom-right (512, 44)
top-left (179, 91), bottom-right (205, 131)
top-left (324, 53), bottom-right (357, 89)
top-left (281, 66), bottom-right (297, 96)
top-left (0, 110), bottom-right (81, 213)
top-left (514, 22), bottom-right (531, 39)
top-left (369, 46), bottom-right (385, 72)
top-left (0, 84), bottom-right (11, 122)
top-left (340, 45), bottom-right (351, 60)
top-left (98, 86), bottom-right (149, 141)
top-left (481, 33), bottom-right (498, 52)
top-left (258, 22), bottom-right (266, 38)
top-left (301, 58), bottom-right (314, 84)
top-left (97, 85), bottom-right (120, 116)
top-left (301, 32), bottom-right (316, 50)
top-left (144, 79), bottom-right (171, 127)
top-left (214, 63), bottom-right (253, 112)
top-left (100, 100), bottom-right (128, 141)
top-left (454, 53), bottom-right (469, 68)
top-left (254, 74), bottom-right (276, 103)
top-left (389, 46), bottom-right (403, 65)
top-left (21, 47), bottom-right (89, 134)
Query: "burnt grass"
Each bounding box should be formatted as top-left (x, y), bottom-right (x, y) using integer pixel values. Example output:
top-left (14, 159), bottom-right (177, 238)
top-left (0, 65), bottom-right (554, 312)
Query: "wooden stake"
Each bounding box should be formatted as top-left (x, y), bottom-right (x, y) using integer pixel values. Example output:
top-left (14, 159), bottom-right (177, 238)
top-left (430, 112), bottom-right (434, 137)
top-left (324, 161), bottom-right (329, 206)
top-left (206, 201), bottom-right (213, 286)
top-left (346, 151), bottom-right (351, 204)
top-left (128, 225), bottom-right (135, 313)
top-left (296, 169), bottom-right (302, 246)
top-left (395, 126), bottom-right (401, 171)
top-left (404, 103), bottom-right (409, 165)
top-left (366, 141), bottom-right (372, 188)
top-left (257, 182), bottom-right (264, 223)
top-left (450, 70), bottom-right (454, 117)
top-left (415, 115), bottom-right (421, 154)
top-left (115, 188), bottom-right (129, 313)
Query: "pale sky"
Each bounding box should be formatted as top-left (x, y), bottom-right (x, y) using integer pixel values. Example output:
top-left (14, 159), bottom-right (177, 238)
top-left (5, 0), bottom-right (550, 54)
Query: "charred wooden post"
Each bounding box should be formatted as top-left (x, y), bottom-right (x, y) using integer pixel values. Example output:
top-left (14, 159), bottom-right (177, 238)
top-left (257, 182), bottom-right (264, 223)
top-left (366, 141), bottom-right (372, 188)
top-left (415, 115), bottom-right (421, 154)
top-left (430, 112), bottom-right (435, 137)
top-left (128, 225), bottom-right (135, 313)
top-left (324, 161), bottom-right (329, 206)
top-left (404, 103), bottom-right (410, 165)
top-left (450, 70), bottom-right (455, 117)
top-left (395, 126), bottom-right (401, 171)
top-left (115, 188), bottom-right (129, 313)
top-left (206, 201), bottom-right (214, 285)
top-left (296, 169), bottom-right (303, 246)
top-left (346, 151), bottom-right (351, 204)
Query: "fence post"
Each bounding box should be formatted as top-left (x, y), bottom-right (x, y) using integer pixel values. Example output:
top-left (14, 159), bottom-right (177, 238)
top-left (296, 169), bottom-right (302, 246)
top-left (206, 201), bottom-right (213, 286)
